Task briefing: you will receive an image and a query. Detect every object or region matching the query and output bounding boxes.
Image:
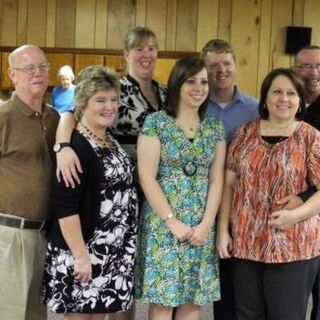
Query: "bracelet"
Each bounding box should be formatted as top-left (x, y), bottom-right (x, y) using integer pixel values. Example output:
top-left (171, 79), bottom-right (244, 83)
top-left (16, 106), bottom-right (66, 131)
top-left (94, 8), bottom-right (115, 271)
top-left (164, 212), bottom-right (174, 222)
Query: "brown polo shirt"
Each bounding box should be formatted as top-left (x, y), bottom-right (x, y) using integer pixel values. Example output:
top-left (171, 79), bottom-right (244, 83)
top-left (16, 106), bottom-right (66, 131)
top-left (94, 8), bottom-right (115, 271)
top-left (0, 93), bottom-right (59, 220)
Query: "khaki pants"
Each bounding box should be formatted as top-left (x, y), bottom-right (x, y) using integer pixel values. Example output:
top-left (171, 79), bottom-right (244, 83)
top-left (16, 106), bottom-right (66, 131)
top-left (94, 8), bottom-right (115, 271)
top-left (0, 224), bottom-right (47, 320)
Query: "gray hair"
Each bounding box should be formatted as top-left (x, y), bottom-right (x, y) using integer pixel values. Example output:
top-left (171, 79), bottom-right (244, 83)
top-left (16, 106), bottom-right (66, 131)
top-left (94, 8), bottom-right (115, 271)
top-left (8, 44), bottom-right (45, 67)
top-left (57, 65), bottom-right (75, 81)
top-left (294, 45), bottom-right (320, 65)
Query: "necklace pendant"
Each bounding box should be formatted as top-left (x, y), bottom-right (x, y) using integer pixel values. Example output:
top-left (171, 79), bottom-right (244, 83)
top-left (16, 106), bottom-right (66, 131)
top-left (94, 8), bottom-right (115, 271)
top-left (183, 161), bottom-right (197, 176)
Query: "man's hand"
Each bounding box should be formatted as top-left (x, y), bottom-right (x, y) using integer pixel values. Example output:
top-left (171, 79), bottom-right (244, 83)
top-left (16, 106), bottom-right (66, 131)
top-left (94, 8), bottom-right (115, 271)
top-left (56, 147), bottom-right (82, 188)
top-left (277, 194), bottom-right (303, 210)
top-left (268, 209), bottom-right (299, 231)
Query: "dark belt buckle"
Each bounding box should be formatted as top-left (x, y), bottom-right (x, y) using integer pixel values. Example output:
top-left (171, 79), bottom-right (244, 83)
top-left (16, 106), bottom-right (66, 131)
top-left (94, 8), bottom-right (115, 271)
top-left (19, 219), bottom-right (25, 229)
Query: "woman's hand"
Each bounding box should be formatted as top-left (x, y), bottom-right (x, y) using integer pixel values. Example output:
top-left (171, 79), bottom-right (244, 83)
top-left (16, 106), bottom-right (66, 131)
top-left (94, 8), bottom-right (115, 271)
top-left (73, 253), bottom-right (92, 283)
top-left (268, 209), bottom-right (299, 231)
top-left (166, 218), bottom-right (193, 242)
top-left (188, 222), bottom-right (211, 246)
top-left (216, 230), bottom-right (233, 259)
top-left (56, 147), bottom-right (82, 188)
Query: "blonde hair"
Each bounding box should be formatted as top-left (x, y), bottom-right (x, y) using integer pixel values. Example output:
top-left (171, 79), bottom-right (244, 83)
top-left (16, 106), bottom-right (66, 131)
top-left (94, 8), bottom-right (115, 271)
top-left (124, 26), bottom-right (158, 51)
top-left (74, 65), bottom-right (119, 121)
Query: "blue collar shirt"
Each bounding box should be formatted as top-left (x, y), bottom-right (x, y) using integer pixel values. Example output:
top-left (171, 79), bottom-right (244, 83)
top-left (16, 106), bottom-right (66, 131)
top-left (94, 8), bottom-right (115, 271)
top-left (207, 86), bottom-right (259, 144)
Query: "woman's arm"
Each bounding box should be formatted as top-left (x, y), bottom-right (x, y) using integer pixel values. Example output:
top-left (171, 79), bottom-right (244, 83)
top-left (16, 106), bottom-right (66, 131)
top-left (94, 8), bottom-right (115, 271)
top-left (59, 214), bottom-right (91, 283)
top-left (188, 141), bottom-right (226, 246)
top-left (137, 134), bottom-right (193, 242)
top-left (216, 169), bottom-right (236, 258)
top-left (55, 112), bottom-right (82, 188)
top-left (269, 183), bottom-right (320, 230)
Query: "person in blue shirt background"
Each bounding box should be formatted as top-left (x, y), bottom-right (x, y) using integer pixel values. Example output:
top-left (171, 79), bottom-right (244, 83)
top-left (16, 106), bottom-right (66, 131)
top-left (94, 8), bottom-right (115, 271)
top-left (200, 39), bottom-right (259, 145)
top-left (200, 39), bottom-right (259, 320)
top-left (52, 65), bottom-right (75, 113)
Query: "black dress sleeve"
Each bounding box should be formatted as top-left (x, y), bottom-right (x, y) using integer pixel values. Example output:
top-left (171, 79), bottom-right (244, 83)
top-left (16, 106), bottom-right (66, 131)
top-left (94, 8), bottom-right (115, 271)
top-left (53, 131), bottom-right (92, 219)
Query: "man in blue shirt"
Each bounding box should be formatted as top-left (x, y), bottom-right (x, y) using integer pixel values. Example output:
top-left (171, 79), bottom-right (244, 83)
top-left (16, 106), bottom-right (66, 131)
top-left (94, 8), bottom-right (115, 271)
top-left (200, 39), bottom-right (259, 144)
top-left (200, 39), bottom-right (259, 320)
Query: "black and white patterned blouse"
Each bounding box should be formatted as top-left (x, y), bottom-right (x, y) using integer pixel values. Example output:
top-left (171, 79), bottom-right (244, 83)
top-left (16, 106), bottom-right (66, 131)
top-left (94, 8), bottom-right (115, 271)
top-left (110, 75), bottom-right (167, 159)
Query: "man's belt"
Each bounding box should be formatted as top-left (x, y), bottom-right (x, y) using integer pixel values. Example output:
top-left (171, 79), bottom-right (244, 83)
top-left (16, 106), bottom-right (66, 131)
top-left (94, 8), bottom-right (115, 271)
top-left (0, 215), bottom-right (45, 230)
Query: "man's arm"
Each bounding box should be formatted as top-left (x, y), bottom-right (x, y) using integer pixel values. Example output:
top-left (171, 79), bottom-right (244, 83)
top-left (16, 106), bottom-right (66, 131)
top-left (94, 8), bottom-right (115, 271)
top-left (269, 184), bottom-right (320, 230)
top-left (56, 112), bottom-right (82, 188)
top-left (278, 186), bottom-right (317, 210)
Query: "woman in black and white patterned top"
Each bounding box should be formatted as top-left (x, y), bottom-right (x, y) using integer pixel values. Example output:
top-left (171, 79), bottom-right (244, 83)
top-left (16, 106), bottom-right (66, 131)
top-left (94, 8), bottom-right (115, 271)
top-left (42, 66), bottom-right (138, 319)
top-left (110, 26), bottom-right (167, 160)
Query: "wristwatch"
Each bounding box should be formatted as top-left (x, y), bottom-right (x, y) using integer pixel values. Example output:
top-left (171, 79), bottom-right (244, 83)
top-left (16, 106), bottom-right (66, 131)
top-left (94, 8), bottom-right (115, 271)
top-left (53, 142), bottom-right (70, 153)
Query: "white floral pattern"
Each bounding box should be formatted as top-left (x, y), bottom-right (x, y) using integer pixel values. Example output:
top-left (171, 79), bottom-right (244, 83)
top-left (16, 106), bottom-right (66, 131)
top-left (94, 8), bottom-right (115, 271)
top-left (42, 134), bottom-right (138, 314)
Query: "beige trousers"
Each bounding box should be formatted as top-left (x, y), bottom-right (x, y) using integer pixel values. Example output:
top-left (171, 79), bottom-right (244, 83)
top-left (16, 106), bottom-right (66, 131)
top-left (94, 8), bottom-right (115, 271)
top-left (0, 224), bottom-right (47, 320)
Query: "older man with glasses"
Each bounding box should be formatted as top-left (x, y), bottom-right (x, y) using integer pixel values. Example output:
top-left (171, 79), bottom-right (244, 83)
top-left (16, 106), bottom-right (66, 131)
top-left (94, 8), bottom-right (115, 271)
top-left (0, 44), bottom-right (59, 320)
top-left (293, 45), bottom-right (320, 320)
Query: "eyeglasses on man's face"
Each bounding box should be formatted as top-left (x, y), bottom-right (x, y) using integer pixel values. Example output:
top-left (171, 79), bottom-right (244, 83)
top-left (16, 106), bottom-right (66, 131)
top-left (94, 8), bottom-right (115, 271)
top-left (12, 62), bottom-right (51, 75)
top-left (296, 64), bottom-right (320, 72)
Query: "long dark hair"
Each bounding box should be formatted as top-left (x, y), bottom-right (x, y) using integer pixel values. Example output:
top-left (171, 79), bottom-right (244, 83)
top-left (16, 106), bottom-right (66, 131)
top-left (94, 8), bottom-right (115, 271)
top-left (166, 57), bottom-right (208, 120)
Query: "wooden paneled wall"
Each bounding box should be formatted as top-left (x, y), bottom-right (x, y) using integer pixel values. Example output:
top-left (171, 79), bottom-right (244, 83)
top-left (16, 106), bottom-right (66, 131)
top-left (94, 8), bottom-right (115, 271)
top-left (0, 0), bottom-right (320, 97)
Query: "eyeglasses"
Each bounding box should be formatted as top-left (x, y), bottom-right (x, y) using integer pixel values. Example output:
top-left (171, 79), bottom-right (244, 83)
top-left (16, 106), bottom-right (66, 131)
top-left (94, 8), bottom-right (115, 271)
top-left (12, 62), bottom-right (51, 75)
top-left (296, 64), bottom-right (320, 72)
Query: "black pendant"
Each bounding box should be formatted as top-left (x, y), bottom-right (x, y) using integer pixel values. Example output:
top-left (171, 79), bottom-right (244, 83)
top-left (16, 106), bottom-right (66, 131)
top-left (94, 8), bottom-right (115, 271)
top-left (183, 161), bottom-right (197, 176)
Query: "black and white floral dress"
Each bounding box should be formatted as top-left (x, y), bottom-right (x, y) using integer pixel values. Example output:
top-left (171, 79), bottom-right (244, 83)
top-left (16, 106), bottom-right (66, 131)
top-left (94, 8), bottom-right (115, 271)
top-left (42, 131), bottom-right (138, 314)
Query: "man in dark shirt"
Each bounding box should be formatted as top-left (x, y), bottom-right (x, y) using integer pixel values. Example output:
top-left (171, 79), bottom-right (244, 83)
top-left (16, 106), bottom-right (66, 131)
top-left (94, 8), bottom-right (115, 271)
top-left (0, 45), bottom-right (59, 320)
top-left (294, 45), bottom-right (320, 320)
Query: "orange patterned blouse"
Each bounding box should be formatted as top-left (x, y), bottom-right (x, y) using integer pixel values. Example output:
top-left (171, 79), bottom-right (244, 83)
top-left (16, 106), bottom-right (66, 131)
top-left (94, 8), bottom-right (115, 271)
top-left (227, 120), bottom-right (320, 263)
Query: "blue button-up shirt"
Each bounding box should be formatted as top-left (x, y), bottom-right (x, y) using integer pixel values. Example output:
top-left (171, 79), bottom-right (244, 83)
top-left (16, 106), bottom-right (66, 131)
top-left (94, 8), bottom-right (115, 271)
top-left (207, 86), bottom-right (259, 144)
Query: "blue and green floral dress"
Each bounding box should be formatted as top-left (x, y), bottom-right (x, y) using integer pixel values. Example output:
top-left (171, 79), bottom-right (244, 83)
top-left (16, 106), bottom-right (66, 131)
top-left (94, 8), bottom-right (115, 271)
top-left (135, 110), bottom-right (225, 306)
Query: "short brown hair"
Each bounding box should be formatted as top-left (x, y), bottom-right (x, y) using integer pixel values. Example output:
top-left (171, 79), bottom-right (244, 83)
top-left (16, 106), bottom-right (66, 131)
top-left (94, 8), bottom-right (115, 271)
top-left (200, 39), bottom-right (236, 62)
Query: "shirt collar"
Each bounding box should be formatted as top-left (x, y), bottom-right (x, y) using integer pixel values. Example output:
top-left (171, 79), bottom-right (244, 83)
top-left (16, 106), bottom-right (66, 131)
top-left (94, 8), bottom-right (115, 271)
top-left (11, 92), bottom-right (45, 117)
top-left (209, 85), bottom-right (243, 107)
top-left (233, 86), bottom-right (245, 103)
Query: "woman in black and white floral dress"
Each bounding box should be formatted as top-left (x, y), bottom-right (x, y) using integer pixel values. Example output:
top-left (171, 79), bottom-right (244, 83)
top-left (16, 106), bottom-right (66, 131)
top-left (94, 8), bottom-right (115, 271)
top-left (42, 66), bottom-right (138, 319)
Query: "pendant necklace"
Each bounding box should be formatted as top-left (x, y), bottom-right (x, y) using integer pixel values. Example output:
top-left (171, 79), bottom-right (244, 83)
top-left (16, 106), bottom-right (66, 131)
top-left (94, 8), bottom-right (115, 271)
top-left (174, 119), bottom-right (199, 177)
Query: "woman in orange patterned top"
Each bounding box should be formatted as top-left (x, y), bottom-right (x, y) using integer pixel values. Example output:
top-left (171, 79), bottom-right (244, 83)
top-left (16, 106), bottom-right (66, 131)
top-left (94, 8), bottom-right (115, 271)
top-left (217, 68), bottom-right (320, 320)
